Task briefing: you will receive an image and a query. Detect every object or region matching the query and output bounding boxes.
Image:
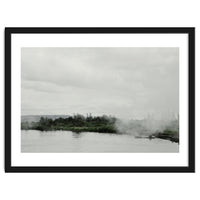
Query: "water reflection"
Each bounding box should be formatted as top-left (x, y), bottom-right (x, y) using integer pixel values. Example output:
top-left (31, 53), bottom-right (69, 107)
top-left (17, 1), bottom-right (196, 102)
top-left (39, 131), bottom-right (56, 137)
top-left (72, 131), bottom-right (82, 138)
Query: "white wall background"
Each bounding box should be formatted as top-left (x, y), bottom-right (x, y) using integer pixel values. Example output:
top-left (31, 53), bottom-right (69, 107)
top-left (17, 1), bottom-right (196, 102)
top-left (0, 0), bottom-right (199, 200)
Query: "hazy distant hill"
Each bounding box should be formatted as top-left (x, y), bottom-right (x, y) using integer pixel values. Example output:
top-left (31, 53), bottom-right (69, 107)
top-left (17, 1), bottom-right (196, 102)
top-left (21, 115), bottom-right (70, 123)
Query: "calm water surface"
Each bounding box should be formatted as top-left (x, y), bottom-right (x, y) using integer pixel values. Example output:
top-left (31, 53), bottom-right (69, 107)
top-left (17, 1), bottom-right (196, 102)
top-left (21, 130), bottom-right (179, 153)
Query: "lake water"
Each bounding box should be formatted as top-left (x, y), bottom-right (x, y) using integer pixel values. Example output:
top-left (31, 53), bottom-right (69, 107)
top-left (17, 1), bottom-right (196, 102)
top-left (21, 130), bottom-right (179, 153)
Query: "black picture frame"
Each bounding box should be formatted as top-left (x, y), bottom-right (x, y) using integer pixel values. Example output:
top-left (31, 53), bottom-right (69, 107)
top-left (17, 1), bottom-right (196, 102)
top-left (5, 27), bottom-right (195, 173)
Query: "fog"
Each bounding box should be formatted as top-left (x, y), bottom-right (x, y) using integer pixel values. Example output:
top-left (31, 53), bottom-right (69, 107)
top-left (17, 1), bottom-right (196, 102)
top-left (21, 47), bottom-right (179, 119)
top-left (115, 117), bottom-right (178, 136)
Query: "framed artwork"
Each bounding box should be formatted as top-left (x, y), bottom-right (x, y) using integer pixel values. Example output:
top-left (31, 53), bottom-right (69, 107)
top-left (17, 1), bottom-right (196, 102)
top-left (5, 27), bottom-right (195, 172)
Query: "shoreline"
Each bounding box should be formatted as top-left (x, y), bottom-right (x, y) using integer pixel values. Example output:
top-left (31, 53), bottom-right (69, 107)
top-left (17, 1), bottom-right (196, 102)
top-left (152, 132), bottom-right (179, 143)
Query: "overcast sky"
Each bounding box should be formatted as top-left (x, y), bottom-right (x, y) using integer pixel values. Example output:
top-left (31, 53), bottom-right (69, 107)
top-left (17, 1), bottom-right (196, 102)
top-left (21, 47), bottom-right (179, 119)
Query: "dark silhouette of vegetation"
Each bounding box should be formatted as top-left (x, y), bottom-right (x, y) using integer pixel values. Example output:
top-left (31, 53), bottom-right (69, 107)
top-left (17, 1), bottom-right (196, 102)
top-left (152, 129), bottom-right (179, 143)
top-left (21, 114), bottom-right (118, 133)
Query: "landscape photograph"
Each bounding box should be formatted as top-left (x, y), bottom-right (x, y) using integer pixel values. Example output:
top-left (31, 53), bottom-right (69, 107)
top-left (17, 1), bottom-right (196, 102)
top-left (21, 47), bottom-right (179, 153)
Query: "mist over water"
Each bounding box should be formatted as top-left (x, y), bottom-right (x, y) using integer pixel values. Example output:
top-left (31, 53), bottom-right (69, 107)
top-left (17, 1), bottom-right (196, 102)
top-left (114, 116), bottom-right (179, 136)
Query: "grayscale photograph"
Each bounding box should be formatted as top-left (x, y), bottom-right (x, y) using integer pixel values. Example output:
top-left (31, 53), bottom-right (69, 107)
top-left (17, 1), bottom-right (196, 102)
top-left (21, 47), bottom-right (179, 153)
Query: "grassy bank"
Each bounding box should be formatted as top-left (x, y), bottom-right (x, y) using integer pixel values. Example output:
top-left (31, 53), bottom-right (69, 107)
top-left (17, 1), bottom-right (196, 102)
top-left (151, 129), bottom-right (179, 143)
top-left (34, 125), bottom-right (117, 133)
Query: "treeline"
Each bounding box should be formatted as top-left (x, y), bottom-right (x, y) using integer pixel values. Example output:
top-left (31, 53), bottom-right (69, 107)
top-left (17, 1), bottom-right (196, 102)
top-left (21, 114), bottom-right (118, 133)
